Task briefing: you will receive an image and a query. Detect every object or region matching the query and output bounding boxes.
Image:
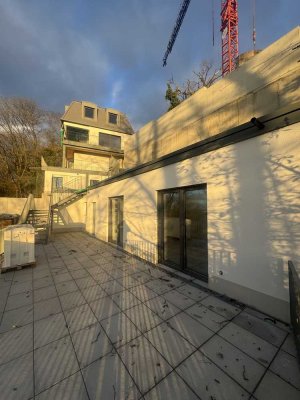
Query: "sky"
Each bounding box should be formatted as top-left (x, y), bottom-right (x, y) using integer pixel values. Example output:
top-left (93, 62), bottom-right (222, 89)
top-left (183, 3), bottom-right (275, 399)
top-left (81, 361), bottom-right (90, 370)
top-left (0, 0), bottom-right (299, 130)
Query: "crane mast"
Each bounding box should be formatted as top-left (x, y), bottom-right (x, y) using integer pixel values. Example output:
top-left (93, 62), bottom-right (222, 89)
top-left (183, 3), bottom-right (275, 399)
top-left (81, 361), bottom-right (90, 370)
top-left (162, 0), bottom-right (239, 76)
top-left (221, 0), bottom-right (239, 75)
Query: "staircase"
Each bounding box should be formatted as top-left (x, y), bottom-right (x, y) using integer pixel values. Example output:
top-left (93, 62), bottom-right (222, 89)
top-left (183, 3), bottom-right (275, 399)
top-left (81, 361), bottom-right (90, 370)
top-left (26, 209), bottom-right (50, 244)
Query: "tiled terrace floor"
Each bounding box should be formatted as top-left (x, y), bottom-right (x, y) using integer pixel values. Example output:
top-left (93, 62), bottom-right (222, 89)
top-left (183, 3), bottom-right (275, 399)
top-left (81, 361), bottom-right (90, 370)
top-left (0, 232), bottom-right (299, 400)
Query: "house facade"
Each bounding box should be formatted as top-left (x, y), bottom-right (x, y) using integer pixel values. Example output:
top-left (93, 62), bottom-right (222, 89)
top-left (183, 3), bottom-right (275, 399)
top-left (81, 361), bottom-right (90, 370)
top-left (83, 27), bottom-right (300, 323)
top-left (42, 101), bottom-right (134, 197)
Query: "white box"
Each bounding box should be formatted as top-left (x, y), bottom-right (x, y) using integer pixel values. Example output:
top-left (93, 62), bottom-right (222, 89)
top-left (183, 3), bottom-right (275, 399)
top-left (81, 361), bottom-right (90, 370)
top-left (2, 225), bottom-right (35, 270)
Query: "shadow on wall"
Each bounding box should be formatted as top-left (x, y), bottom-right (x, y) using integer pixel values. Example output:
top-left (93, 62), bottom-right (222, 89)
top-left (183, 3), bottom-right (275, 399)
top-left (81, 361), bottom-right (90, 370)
top-left (91, 45), bottom-right (300, 308)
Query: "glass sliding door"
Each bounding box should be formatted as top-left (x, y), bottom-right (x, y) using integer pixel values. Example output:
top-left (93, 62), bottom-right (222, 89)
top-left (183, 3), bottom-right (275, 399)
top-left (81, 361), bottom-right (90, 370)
top-left (185, 188), bottom-right (208, 278)
top-left (162, 190), bottom-right (181, 268)
top-left (109, 197), bottom-right (123, 247)
top-left (159, 185), bottom-right (208, 281)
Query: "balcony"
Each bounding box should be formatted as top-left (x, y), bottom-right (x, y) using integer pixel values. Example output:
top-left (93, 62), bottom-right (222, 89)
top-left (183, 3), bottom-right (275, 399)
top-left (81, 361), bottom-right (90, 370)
top-left (0, 232), bottom-right (299, 399)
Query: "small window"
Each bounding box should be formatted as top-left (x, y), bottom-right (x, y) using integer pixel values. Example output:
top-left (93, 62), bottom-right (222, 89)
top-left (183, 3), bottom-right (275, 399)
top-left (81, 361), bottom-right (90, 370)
top-left (108, 112), bottom-right (118, 124)
top-left (84, 106), bottom-right (95, 119)
top-left (99, 133), bottom-right (121, 149)
top-left (52, 177), bottom-right (63, 191)
top-left (90, 180), bottom-right (100, 186)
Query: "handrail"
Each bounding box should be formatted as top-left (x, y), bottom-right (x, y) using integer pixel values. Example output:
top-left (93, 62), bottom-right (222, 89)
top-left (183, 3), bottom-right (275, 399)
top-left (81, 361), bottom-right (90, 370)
top-left (18, 194), bottom-right (34, 224)
top-left (288, 260), bottom-right (300, 365)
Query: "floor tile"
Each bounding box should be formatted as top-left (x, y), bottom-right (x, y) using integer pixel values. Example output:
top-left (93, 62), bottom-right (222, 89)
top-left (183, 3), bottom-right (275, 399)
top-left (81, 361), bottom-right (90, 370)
top-left (201, 335), bottom-right (265, 392)
top-left (281, 333), bottom-right (298, 357)
top-left (111, 290), bottom-right (141, 311)
top-left (33, 276), bottom-right (54, 290)
top-left (244, 307), bottom-right (291, 333)
top-left (163, 289), bottom-right (196, 310)
top-left (34, 285), bottom-right (57, 303)
top-left (218, 322), bottom-right (277, 366)
top-left (117, 275), bottom-right (140, 289)
top-left (75, 276), bottom-right (97, 290)
top-left (176, 284), bottom-right (209, 302)
top-left (233, 311), bottom-right (287, 347)
top-left (93, 272), bottom-right (113, 284)
top-left (80, 284), bottom-right (107, 303)
top-left (101, 311), bottom-right (141, 348)
top-left (34, 297), bottom-right (62, 321)
top-left (71, 322), bottom-right (112, 368)
top-left (35, 336), bottom-right (79, 394)
top-left (145, 296), bottom-right (181, 320)
top-left (0, 323), bottom-right (33, 365)
top-left (35, 371), bottom-right (89, 400)
top-left (118, 336), bottom-right (172, 394)
top-left (129, 284), bottom-right (158, 303)
top-left (124, 303), bottom-right (163, 333)
top-left (5, 291), bottom-right (33, 311)
top-left (53, 272), bottom-right (73, 284)
top-left (82, 352), bottom-right (140, 399)
top-left (89, 296), bottom-right (121, 321)
top-left (270, 350), bottom-right (300, 389)
top-left (185, 302), bottom-right (229, 332)
top-left (101, 279), bottom-right (124, 295)
top-left (131, 271), bottom-right (153, 284)
top-left (146, 279), bottom-right (174, 295)
top-left (201, 296), bottom-right (242, 319)
top-left (146, 322), bottom-right (196, 367)
top-left (176, 351), bottom-right (249, 400)
top-left (55, 280), bottom-right (78, 296)
top-left (0, 352), bottom-right (33, 400)
top-left (10, 281), bottom-right (32, 295)
top-left (34, 312), bottom-right (69, 349)
top-left (144, 371), bottom-right (199, 400)
top-left (254, 371), bottom-right (300, 400)
top-left (65, 303), bottom-right (98, 333)
top-left (167, 311), bottom-right (214, 347)
top-left (60, 290), bottom-right (86, 311)
top-left (0, 304), bottom-right (33, 332)
top-left (70, 269), bottom-right (89, 279)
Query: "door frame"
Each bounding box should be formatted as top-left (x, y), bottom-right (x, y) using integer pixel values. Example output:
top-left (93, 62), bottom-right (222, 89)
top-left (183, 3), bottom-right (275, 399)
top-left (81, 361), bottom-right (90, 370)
top-left (108, 196), bottom-right (124, 247)
top-left (157, 183), bottom-right (208, 282)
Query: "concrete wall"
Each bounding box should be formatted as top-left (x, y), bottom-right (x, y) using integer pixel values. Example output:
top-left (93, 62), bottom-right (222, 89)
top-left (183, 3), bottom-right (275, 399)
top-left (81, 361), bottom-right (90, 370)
top-left (0, 198), bottom-right (27, 215)
top-left (125, 27), bottom-right (300, 168)
top-left (86, 123), bottom-right (300, 322)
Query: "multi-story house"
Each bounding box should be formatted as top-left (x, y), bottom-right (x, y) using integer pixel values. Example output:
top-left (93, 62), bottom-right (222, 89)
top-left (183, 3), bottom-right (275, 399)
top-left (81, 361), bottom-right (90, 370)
top-left (42, 101), bottom-right (134, 197)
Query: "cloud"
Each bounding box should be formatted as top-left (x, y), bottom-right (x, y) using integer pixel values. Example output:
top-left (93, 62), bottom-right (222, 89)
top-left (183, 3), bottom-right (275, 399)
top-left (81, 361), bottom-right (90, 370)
top-left (0, 0), bottom-right (299, 130)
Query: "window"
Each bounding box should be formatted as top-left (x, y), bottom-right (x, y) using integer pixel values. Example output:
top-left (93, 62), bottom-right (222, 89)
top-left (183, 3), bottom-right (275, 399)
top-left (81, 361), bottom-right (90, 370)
top-left (90, 180), bottom-right (100, 186)
top-left (66, 126), bottom-right (89, 143)
top-left (99, 133), bottom-right (121, 149)
top-left (108, 112), bottom-right (118, 124)
top-left (84, 106), bottom-right (95, 119)
top-left (52, 177), bottom-right (63, 191)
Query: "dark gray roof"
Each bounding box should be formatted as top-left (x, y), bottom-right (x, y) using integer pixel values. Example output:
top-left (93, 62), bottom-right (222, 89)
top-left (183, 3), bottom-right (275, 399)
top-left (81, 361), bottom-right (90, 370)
top-left (61, 101), bottom-right (134, 135)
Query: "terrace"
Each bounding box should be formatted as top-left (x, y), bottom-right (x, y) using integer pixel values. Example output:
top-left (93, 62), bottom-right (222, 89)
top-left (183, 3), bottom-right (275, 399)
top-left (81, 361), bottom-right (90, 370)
top-left (0, 232), bottom-right (299, 400)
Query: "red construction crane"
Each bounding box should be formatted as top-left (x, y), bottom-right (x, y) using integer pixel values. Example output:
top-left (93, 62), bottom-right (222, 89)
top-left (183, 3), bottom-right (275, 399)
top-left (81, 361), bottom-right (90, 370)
top-left (162, 0), bottom-right (239, 76)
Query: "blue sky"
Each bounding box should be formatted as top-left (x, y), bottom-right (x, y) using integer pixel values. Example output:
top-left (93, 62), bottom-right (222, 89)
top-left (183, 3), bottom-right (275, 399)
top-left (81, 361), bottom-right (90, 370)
top-left (0, 0), bottom-right (299, 129)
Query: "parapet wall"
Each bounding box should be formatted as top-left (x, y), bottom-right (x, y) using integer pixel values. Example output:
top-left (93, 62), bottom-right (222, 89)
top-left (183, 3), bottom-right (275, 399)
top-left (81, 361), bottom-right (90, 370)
top-left (125, 27), bottom-right (300, 168)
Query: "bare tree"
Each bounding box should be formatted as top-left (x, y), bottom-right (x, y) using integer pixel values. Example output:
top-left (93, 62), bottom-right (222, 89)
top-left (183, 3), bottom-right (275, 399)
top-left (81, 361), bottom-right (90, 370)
top-left (165, 61), bottom-right (221, 110)
top-left (0, 97), bottom-right (61, 197)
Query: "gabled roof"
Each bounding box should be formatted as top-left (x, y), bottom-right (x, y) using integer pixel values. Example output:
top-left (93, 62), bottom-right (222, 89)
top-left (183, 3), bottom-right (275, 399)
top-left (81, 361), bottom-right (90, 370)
top-left (61, 101), bottom-right (134, 135)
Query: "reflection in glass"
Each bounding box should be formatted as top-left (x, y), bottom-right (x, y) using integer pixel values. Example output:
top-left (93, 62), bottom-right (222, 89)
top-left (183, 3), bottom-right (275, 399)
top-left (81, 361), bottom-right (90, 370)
top-left (163, 191), bottom-right (180, 267)
top-left (185, 188), bottom-right (208, 277)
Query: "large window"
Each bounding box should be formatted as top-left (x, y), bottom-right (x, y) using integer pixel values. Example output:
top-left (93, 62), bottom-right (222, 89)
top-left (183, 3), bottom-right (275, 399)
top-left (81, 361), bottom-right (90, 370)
top-left (108, 112), bottom-right (118, 124)
top-left (99, 133), bottom-right (121, 149)
top-left (84, 106), bottom-right (95, 119)
top-left (66, 126), bottom-right (89, 143)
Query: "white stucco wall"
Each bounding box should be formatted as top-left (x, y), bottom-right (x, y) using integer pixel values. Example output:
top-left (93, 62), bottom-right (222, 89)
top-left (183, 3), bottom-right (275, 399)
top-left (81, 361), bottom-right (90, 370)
top-left (85, 123), bottom-right (300, 322)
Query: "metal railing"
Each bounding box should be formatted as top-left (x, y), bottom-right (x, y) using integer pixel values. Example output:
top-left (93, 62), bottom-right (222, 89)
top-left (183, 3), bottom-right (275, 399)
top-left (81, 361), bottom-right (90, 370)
top-left (288, 260), bottom-right (300, 365)
top-left (52, 176), bottom-right (85, 205)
